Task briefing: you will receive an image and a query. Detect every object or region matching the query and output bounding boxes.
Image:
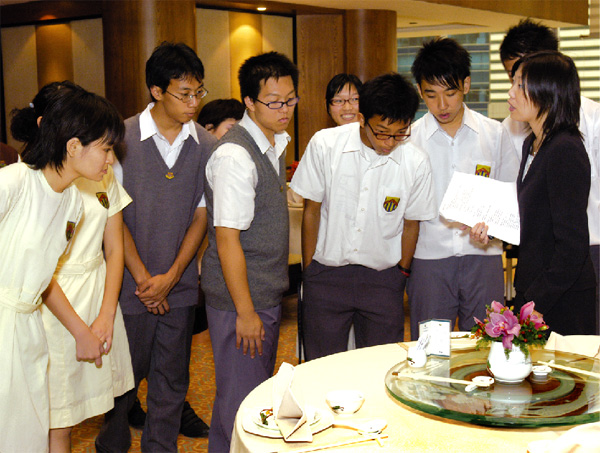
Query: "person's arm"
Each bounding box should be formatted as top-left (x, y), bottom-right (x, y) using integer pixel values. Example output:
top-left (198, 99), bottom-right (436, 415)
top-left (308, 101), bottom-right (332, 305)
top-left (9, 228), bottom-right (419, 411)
top-left (136, 207), bottom-right (207, 305)
top-left (301, 199), bottom-right (322, 268)
top-left (215, 226), bottom-right (264, 358)
top-left (399, 219), bottom-right (420, 269)
top-left (89, 212), bottom-right (123, 352)
top-left (43, 278), bottom-right (104, 366)
top-left (122, 224), bottom-right (169, 315)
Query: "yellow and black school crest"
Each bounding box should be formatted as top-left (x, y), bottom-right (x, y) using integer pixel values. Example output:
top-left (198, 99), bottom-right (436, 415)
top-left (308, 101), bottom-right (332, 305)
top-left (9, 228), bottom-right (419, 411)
top-left (96, 192), bottom-right (110, 209)
top-left (383, 196), bottom-right (400, 213)
top-left (165, 171), bottom-right (175, 179)
top-left (475, 164), bottom-right (491, 178)
top-left (0, 160), bottom-right (6, 168)
top-left (66, 221), bottom-right (76, 241)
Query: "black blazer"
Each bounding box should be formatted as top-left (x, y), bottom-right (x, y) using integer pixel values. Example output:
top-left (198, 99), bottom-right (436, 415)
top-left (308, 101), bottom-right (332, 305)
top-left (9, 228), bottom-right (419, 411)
top-left (515, 130), bottom-right (596, 314)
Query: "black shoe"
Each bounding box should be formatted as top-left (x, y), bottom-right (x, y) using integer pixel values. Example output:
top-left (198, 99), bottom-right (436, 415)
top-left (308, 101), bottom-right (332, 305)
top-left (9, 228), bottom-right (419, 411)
top-left (180, 401), bottom-right (210, 438)
top-left (128, 397), bottom-right (146, 429)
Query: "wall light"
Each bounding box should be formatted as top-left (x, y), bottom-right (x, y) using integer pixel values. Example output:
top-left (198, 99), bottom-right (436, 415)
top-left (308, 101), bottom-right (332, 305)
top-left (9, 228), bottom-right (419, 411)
top-left (257, 7), bottom-right (267, 11)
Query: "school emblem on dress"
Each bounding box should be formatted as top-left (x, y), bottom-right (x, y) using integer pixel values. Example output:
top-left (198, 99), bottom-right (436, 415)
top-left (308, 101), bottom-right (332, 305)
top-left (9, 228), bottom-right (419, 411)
top-left (166, 172), bottom-right (175, 179)
top-left (0, 160), bottom-right (6, 168)
top-left (66, 221), bottom-right (76, 241)
top-left (475, 164), bottom-right (491, 178)
top-left (96, 192), bottom-right (110, 209)
top-left (383, 196), bottom-right (400, 212)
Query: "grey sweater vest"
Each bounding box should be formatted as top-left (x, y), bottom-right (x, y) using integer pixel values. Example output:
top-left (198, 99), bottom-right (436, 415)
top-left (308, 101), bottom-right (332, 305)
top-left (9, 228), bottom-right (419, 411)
top-left (202, 124), bottom-right (289, 311)
top-left (119, 114), bottom-right (215, 315)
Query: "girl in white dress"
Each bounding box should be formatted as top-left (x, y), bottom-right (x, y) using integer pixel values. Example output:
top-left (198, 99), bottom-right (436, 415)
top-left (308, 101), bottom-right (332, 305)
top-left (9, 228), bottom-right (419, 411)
top-left (11, 81), bottom-right (135, 452)
top-left (1, 84), bottom-right (124, 452)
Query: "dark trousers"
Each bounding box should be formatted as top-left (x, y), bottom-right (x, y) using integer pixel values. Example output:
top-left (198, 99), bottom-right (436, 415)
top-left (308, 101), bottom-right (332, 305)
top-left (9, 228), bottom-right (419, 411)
top-left (407, 255), bottom-right (504, 340)
top-left (206, 304), bottom-right (281, 453)
top-left (302, 261), bottom-right (406, 361)
top-left (590, 245), bottom-right (599, 335)
top-left (96, 306), bottom-right (195, 452)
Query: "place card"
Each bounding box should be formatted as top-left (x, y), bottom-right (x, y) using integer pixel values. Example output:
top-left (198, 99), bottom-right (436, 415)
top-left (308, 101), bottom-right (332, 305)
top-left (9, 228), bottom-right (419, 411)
top-left (418, 319), bottom-right (451, 357)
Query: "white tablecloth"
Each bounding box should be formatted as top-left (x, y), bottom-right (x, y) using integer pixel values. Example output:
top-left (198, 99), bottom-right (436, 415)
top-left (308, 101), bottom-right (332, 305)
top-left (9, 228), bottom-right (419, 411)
top-left (231, 336), bottom-right (600, 453)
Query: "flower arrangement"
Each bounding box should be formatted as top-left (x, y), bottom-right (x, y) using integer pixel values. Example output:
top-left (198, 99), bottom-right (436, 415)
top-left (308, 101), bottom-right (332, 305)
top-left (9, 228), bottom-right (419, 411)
top-left (471, 301), bottom-right (548, 357)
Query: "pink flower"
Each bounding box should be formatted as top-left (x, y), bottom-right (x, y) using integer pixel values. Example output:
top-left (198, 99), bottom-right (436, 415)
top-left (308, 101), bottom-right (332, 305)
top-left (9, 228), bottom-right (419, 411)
top-left (489, 301), bottom-right (505, 314)
top-left (485, 309), bottom-right (521, 350)
top-left (519, 301), bottom-right (546, 329)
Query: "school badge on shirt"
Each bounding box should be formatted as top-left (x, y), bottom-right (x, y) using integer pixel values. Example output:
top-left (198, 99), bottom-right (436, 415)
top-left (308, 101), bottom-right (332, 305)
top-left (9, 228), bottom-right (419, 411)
top-left (66, 221), bottom-right (76, 241)
top-left (96, 192), bottom-right (110, 209)
top-left (475, 164), bottom-right (491, 178)
top-left (383, 196), bottom-right (400, 212)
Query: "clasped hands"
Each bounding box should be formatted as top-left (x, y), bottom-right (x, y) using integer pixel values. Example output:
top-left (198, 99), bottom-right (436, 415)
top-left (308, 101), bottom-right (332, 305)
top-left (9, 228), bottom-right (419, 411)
top-left (135, 270), bottom-right (176, 315)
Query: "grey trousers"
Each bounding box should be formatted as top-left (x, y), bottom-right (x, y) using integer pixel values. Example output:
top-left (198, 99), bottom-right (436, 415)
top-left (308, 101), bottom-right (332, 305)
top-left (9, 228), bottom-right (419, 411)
top-left (407, 255), bottom-right (504, 340)
top-left (301, 261), bottom-right (406, 361)
top-left (206, 304), bottom-right (281, 453)
top-left (96, 306), bottom-right (195, 452)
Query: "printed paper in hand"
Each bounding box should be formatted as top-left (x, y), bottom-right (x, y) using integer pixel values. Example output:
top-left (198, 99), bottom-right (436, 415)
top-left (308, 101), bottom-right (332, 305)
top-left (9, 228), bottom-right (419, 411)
top-left (418, 319), bottom-right (451, 357)
top-left (439, 172), bottom-right (520, 245)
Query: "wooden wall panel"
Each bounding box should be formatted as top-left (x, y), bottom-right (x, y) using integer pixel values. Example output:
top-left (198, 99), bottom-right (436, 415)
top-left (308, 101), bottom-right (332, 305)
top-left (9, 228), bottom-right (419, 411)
top-left (36, 23), bottom-right (74, 88)
top-left (228, 12), bottom-right (262, 102)
top-left (1, 25), bottom-right (38, 149)
top-left (196, 8), bottom-right (232, 101)
top-left (71, 18), bottom-right (105, 96)
top-left (295, 14), bottom-right (344, 157)
top-left (344, 10), bottom-right (397, 83)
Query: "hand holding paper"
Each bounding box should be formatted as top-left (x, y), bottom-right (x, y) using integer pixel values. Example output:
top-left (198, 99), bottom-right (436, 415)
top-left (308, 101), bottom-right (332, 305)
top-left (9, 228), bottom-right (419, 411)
top-left (439, 172), bottom-right (520, 245)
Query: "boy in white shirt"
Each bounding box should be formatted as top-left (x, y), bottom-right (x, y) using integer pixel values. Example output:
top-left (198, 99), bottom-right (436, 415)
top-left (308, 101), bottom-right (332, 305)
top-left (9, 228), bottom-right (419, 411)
top-left (291, 73), bottom-right (436, 360)
top-left (407, 37), bottom-right (519, 339)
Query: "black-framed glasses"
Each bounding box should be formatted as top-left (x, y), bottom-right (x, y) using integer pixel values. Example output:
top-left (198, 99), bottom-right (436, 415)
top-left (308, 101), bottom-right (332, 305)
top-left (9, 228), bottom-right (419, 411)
top-left (366, 121), bottom-right (411, 142)
top-left (255, 97), bottom-right (300, 110)
top-left (330, 96), bottom-right (359, 106)
top-left (166, 87), bottom-right (209, 104)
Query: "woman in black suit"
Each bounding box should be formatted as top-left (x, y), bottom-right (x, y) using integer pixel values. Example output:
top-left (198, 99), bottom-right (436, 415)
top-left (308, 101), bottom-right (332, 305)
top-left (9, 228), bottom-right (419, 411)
top-left (472, 51), bottom-right (596, 335)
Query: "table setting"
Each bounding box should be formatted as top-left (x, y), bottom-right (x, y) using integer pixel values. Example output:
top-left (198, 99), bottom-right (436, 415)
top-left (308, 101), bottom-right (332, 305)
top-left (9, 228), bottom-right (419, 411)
top-left (231, 303), bottom-right (600, 453)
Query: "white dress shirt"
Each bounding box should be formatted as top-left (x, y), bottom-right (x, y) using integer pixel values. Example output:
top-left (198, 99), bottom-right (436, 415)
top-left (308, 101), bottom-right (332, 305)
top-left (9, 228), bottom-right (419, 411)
top-left (290, 122), bottom-right (437, 271)
top-left (503, 96), bottom-right (600, 246)
top-left (411, 105), bottom-right (520, 260)
top-left (206, 111), bottom-right (290, 230)
top-left (112, 103), bottom-right (205, 207)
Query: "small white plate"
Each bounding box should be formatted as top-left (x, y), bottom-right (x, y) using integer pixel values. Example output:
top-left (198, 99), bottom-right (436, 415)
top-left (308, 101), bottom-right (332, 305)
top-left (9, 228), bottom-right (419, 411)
top-left (242, 406), bottom-right (334, 439)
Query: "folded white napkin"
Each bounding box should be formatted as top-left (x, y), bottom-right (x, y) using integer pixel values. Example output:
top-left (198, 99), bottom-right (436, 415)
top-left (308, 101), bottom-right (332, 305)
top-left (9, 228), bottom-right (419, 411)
top-left (272, 362), bottom-right (313, 442)
top-left (545, 333), bottom-right (600, 358)
top-left (528, 421), bottom-right (600, 452)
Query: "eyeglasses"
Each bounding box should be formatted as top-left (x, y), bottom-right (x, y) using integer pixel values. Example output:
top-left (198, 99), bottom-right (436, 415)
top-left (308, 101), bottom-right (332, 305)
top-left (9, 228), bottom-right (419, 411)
top-left (366, 121), bottom-right (411, 142)
top-left (330, 96), bottom-right (359, 106)
top-left (166, 87), bottom-right (209, 104)
top-left (255, 97), bottom-right (300, 110)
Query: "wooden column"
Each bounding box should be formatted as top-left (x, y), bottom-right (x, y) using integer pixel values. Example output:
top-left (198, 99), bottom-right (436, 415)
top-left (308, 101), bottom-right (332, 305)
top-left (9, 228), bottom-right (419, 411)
top-left (295, 13), bottom-right (344, 155)
top-left (344, 10), bottom-right (397, 83)
top-left (102, 0), bottom-right (196, 119)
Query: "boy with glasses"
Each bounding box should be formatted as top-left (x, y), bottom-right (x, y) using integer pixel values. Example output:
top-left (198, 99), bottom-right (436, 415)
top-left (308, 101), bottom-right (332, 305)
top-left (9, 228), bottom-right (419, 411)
top-left (201, 51), bottom-right (298, 452)
top-left (95, 42), bottom-right (216, 452)
top-left (290, 73), bottom-right (436, 360)
top-left (407, 37), bottom-right (519, 339)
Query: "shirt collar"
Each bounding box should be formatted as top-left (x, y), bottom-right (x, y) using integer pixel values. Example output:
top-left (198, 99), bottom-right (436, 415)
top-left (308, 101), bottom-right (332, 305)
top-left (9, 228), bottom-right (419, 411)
top-left (239, 111), bottom-right (290, 158)
top-left (138, 103), bottom-right (199, 144)
top-left (422, 103), bottom-right (478, 139)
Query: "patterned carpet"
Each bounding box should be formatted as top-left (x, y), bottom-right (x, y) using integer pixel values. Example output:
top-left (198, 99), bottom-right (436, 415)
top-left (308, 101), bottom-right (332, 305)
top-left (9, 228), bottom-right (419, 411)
top-left (70, 295), bottom-right (300, 452)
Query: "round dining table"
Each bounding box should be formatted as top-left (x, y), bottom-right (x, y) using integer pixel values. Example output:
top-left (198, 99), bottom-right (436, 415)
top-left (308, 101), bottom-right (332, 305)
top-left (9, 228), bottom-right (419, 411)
top-left (231, 336), bottom-right (600, 453)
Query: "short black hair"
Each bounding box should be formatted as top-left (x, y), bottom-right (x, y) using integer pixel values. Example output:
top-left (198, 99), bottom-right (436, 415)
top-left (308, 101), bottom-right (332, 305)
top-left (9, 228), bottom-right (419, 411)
top-left (20, 87), bottom-right (124, 171)
top-left (325, 73), bottom-right (363, 113)
top-left (359, 73), bottom-right (419, 124)
top-left (11, 80), bottom-right (80, 145)
top-left (238, 51), bottom-right (299, 101)
top-left (500, 19), bottom-right (559, 63)
top-left (411, 37), bottom-right (471, 90)
top-left (146, 41), bottom-right (204, 97)
top-left (514, 50), bottom-right (580, 144)
top-left (197, 98), bottom-right (245, 129)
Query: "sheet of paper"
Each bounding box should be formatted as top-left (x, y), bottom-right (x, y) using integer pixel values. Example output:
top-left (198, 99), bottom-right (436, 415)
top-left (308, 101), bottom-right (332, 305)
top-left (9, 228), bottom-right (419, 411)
top-left (419, 319), bottom-right (451, 357)
top-left (439, 172), bottom-right (520, 245)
